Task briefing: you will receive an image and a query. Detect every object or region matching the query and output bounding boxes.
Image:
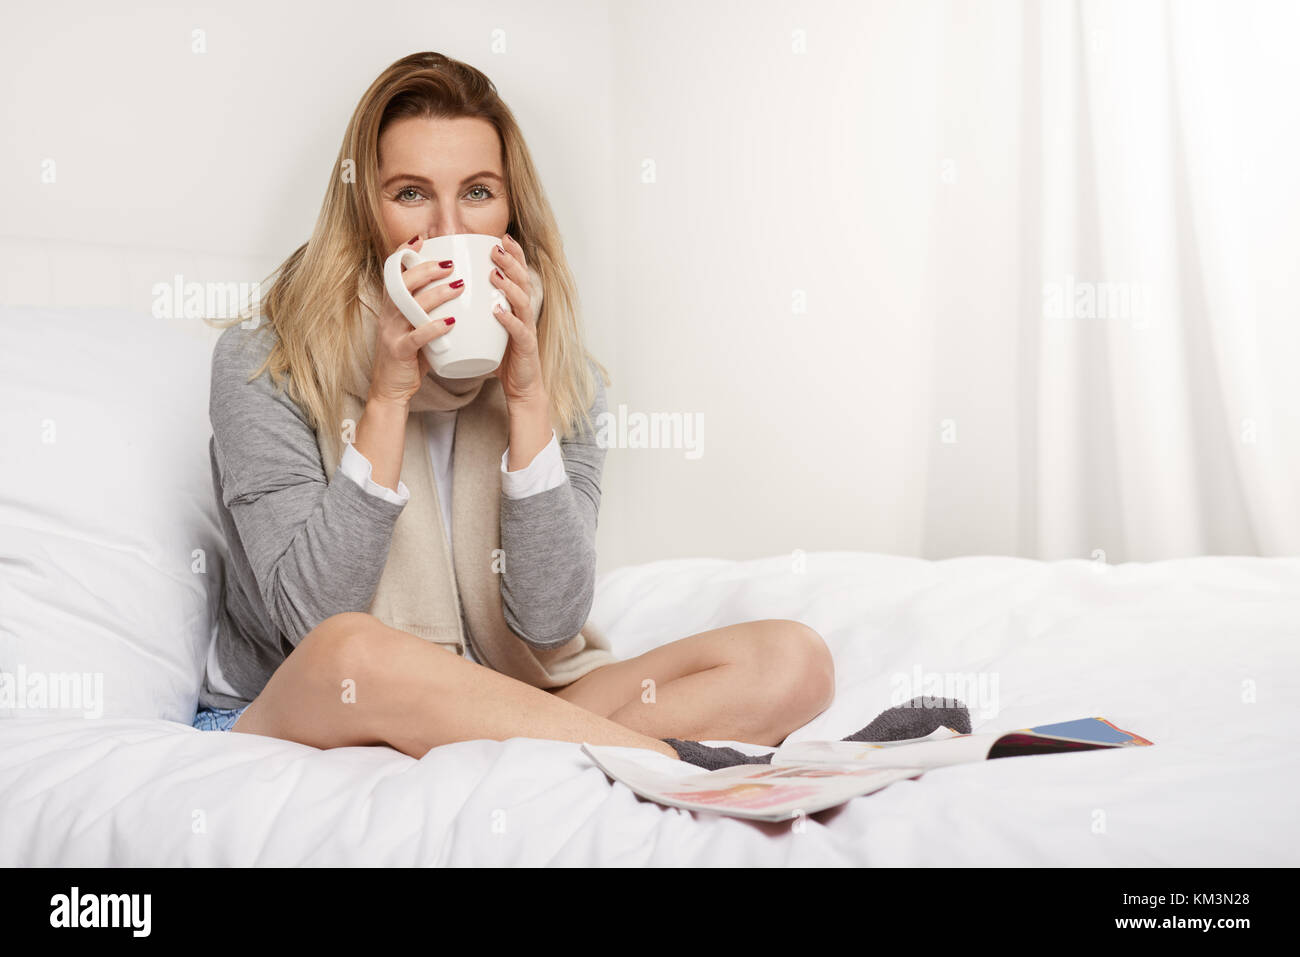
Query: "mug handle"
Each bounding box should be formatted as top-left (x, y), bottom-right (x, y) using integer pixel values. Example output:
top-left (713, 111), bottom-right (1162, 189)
top-left (383, 247), bottom-right (453, 355)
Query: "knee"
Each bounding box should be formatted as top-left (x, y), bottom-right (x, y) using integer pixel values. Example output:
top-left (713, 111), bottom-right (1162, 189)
top-left (760, 620), bottom-right (836, 716)
top-left (296, 612), bottom-right (391, 684)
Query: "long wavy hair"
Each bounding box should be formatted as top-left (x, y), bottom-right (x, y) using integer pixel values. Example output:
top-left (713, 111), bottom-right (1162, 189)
top-left (205, 51), bottom-right (610, 468)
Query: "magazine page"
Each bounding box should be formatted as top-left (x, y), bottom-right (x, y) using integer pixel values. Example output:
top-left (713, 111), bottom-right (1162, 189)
top-left (772, 728), bottom-right (993, 770)
top-left (581, 719), bottom-right (1152, 820)
top-left (580, 744), bottom-right (922, 822)
top-left (773, 716), bottom-right (1153, 769)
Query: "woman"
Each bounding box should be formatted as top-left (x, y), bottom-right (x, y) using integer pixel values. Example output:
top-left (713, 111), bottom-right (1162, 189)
top-left (199, 52), bottom-right (963, 770)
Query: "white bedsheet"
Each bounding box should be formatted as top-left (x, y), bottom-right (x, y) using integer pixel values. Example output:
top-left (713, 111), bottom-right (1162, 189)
top-left (2, 552), bottom-right (1297, 866)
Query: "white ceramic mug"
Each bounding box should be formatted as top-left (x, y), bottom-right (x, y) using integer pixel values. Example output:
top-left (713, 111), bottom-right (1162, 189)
top-left (382, 233), bottom-right (511, 378)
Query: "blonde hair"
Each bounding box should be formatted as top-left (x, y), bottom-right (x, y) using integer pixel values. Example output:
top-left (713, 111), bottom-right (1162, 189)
top-left (205, 51), bottom-right (611, 468)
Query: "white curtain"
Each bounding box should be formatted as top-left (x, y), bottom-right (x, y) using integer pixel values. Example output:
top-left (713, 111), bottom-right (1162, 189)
top-left (917, 0), bottom-right (1300, 561)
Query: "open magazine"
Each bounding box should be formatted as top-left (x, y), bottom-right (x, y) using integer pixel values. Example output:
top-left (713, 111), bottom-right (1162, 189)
top-left (581, 717), bottom-right (1153, 822)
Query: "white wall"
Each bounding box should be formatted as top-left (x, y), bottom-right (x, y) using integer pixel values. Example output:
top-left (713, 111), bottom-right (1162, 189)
top-left (3, 0), bottom-right (1297, 574)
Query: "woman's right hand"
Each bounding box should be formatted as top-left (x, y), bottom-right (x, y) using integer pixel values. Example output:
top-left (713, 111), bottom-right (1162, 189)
top-left (368, 236), bottom-right (466, 406)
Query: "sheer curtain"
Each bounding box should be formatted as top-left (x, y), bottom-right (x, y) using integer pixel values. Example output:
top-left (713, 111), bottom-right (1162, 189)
top-left (918, 0), bottom-right (1300, 561)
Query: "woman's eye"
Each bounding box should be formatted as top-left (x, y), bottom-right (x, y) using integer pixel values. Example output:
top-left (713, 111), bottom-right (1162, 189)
top-left (393, 184), bottom-right (495, 202)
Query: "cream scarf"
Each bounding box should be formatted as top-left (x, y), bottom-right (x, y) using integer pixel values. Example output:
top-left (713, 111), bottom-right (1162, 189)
top-left (312, 270), bottom-right (617, 689)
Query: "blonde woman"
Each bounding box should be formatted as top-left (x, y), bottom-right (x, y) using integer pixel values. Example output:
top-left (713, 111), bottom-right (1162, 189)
top-left (198, 52), bottom-right (968, 771)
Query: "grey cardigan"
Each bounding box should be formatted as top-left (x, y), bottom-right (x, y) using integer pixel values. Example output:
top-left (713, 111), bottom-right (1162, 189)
top-left (198, 322), bottom-right (608, 711)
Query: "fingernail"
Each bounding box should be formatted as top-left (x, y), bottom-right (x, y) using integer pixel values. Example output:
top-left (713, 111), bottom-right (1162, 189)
top-left (438, 260), bottom-right (453, 268)
top-left (444, 317), bottom-right (455, 325)
top-left (408, 235), bottom-right (419, 245)
top-left (496, 244), bottom-right (504, 255)
top-left (494, 267), bottom-right (504, 279)
top-left (449, 279), bottom-right (464, 288)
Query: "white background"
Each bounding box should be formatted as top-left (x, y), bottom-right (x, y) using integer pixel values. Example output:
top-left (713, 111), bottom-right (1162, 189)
top-left (2, 0), bottom-right (1297, 573)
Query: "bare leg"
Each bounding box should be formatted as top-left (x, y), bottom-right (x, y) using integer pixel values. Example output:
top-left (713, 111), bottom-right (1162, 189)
top-left (231, 613), bottom-right (680, 760)
top-left (550, 619), bottom-right (836, 747)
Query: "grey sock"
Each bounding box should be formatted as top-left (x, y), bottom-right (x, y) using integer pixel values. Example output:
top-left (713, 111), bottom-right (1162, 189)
top-left (660, 738), bottom-right (774, 771)
top-left (662, 695), bottom-right (972, 771)
top-left (840, 695), bottom-right (971, 742)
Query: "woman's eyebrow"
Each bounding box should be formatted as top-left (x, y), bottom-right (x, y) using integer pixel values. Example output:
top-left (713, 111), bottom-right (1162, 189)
top-left (381, 170), bottom-right (504, 189)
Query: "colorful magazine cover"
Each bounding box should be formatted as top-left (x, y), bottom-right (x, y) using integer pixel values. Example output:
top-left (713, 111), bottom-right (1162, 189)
top-left (581, 717), bottom-right (1153, 822)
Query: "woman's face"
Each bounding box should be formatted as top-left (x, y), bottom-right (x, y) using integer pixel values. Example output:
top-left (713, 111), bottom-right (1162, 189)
top-left (376, 115), bottom-right (510, 253)
top-left (375, 115), bottom-right (511, 389)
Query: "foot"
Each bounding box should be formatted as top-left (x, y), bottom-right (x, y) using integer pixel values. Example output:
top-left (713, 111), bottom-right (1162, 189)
top-left (662, 696), bottom-right (971, 770)
top-left (840, 695), bottom-right (971, 742)
top-left (660, 737), bottom-right (774, 771)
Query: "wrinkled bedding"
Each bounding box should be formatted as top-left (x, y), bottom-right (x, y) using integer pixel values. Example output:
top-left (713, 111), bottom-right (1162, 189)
top-left (2, 552), bottom-right (1295, 866)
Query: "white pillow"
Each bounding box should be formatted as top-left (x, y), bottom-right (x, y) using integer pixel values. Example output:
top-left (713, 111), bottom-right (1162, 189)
top-left (0, 307), bottom-right (225, 722)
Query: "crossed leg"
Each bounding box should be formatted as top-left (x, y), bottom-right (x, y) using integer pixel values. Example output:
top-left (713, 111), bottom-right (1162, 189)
top-left (550, 618), bottom-right (836, 746)
top-left (230, 613), bottom-right (835, 757)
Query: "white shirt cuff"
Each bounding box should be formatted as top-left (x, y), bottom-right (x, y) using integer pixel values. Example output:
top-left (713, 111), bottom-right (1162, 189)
top-left (339, 441), bottom-right (411, 506)
top-left (500, 428), bottom-right (567, 499)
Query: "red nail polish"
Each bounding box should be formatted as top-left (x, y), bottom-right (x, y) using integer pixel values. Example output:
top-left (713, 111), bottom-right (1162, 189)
top-left (494, 267), bottom-right (504, 279)
top-left (438, 260), bottom-right (453, 268)
top-left (408, 235), bottom-right (419, 245)
top-left (450, 279), bottom-right (464, 288)
top-left (444, 317), bottom-right (455, 325)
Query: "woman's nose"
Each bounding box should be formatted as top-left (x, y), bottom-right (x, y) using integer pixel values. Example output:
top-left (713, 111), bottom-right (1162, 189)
top-left (428, 221), bottom-right (470, 239)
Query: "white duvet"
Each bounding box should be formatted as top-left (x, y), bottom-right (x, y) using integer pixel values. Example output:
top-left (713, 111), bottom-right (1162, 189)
top-left (2, 552), bottom-right (1296, 866)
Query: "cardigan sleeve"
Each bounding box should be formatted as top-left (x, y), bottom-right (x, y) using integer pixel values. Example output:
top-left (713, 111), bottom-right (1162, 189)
top-left (209, 323), bottom-right (408, 647)
top-left (498, 360), bottom-right (608, 648)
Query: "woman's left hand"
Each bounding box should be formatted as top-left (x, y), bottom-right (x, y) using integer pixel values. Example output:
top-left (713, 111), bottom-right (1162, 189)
top-left (490, 233), bottom-right (546, 406)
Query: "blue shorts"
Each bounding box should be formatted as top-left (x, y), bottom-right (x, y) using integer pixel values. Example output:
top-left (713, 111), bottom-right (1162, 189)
top-left (193, 705), bottom-right (249, 732)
